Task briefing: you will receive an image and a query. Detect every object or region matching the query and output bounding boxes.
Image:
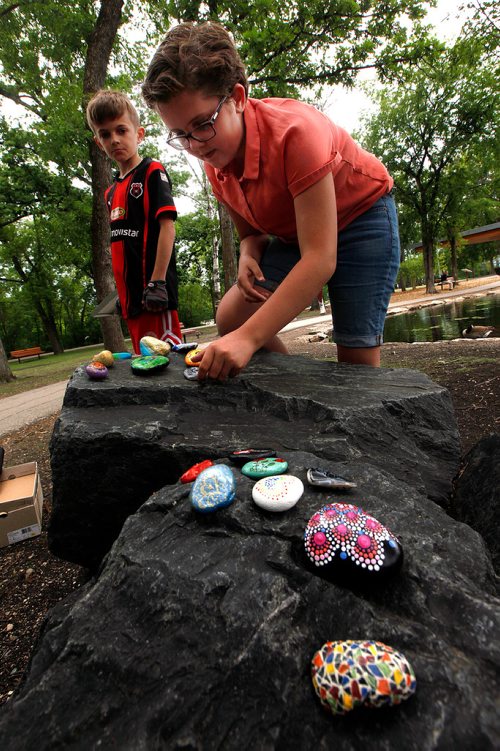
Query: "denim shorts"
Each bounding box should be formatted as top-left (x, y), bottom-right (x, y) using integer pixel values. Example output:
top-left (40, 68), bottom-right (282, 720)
top-left (258, 192), bottom-right (400, 348)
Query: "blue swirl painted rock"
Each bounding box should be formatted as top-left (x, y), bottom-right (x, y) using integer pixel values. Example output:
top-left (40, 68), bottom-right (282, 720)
top-left (311, 640), bottom-right (416, 715)
top-left (304, 503), bottom-right (403, 580)
top-left (190, 464), bottom-right (236, 513)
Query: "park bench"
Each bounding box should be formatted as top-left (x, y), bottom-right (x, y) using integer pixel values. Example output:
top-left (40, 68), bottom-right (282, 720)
top-left (10, 346), bottom-right (43, 363)
top-left (439, 277), bottom-right (458, 291)
top-left (179, 323), bottom-right (201, 343)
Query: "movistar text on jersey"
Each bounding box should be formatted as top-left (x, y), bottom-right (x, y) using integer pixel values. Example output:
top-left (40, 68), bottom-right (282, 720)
top-left (111, 228), bottom-right (140, 238)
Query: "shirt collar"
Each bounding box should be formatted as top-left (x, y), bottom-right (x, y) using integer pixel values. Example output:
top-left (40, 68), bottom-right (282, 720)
top-left (217, 98), bottom-right (260, 182)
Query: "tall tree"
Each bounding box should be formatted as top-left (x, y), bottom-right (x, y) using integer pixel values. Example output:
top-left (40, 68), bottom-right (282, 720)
top-left (360, 34), bottom-right (498, 292)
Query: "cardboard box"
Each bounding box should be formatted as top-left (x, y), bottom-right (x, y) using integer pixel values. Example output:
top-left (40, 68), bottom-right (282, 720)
top-left (0, 462), bottom-right (43, 548)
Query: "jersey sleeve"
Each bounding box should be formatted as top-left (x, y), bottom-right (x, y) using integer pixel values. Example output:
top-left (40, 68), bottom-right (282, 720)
top-left (147, 164), bottom-right (177, 221)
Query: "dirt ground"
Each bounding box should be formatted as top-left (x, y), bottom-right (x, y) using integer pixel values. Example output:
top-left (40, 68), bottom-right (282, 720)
top-left (1, 335), bottom-right (499, 706)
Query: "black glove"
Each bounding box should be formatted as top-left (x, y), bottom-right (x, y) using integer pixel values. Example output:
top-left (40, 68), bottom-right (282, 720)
top-left (143, 280), bottom-right (169, 312)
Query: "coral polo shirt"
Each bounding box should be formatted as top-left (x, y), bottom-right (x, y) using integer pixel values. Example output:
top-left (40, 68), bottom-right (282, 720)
top-left (204, 97), bottom-right (393, 240)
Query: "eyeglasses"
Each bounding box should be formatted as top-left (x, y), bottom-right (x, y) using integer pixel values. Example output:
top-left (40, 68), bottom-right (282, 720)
top-left (166, 96), bottom-right (228, 151)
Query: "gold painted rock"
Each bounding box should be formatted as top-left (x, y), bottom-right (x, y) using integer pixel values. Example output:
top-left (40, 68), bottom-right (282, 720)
top-left (139, 336), bottom-right (172, 357)
top-left (91, 350), bottom-right (114, 367)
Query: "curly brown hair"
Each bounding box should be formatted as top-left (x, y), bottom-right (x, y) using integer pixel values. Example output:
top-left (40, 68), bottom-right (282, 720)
top-left (142, 22), bottom-right (248, 107)
top-left (86, 90), bottom-right (140, 134)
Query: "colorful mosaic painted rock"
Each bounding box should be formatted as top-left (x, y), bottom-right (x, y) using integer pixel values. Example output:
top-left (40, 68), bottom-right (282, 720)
top-left (311, 640), bottom-right (416, 715)
top-left (306, 467), bottom-right (357, 490)
top-left (184, 366), bottom-right (200, 381)
top-left (304, 503), bottom-right (402, 579)
top-left (190, 464), bottom-right (236, 513)
top-left (241, 457), bottom-right (288, 478)
top-left (131, 355), bottom-right (169, 375)
top-left (184, 348), bottom-right (204, 366)
top-left (252, 475), bottom-right (304, 512)
top-left (91, 350), bottom-right (114, 367)
top-left (180, 460), bottom-right (213, 484)
top-left (85, 362), bottom-right (108, 380)
top-left (139, 336), bottom-right (172, 357)
top-left (112, 352), bottom-right (132, 360)
top-left (228, 449), bottom-right (277, 466)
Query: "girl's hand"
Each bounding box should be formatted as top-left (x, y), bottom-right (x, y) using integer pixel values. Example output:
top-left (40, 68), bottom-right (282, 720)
top-left (191, 332), bottom-right (257, 382)
top-left (236, 255), bottom-right (269, 302)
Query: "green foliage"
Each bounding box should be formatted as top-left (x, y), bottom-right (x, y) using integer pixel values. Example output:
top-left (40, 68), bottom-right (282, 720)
top-left (178, 282), bottom-right (214, 326)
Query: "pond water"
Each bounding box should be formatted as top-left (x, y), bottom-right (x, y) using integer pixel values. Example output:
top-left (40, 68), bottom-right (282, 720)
top-left (383, 294), bottom-right (500, 343)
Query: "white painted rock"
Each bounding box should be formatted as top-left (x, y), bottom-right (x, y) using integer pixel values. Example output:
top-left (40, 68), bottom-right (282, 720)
top-left (252, 474), bottom-right (304, 512)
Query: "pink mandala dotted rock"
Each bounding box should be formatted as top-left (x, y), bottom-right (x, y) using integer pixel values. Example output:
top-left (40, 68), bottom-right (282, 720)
top-left (311, 640), bottom-right (416, 715)
top-left (304, 503), bottom-right (402, 580)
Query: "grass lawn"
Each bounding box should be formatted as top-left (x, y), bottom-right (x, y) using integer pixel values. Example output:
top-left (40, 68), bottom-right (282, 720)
top-left (0, 346), bottom-right (115, 399)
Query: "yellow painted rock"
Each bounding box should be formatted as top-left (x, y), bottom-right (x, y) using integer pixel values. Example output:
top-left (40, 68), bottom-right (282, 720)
top-left (140, 336), bottom-right (172, 357)
top-left (91, 350), bottom-right (114, 367)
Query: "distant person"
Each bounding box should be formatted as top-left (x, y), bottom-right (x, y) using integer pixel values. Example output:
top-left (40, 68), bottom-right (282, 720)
top-left (142, 22), bottom-right (400, 380)
top-left (86, 90), bottom-right (182, 353)
top-left (440, 270), bottom-right (448, 283)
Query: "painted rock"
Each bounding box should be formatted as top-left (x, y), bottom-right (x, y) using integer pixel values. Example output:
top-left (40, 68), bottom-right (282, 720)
top-left (190, 464), bottom-right (236, 513)
top-left (311, 640), bottom-right (416, 715)
top-left (85, 362), bottom-right (108, 380)
top-left (112, 352), bottom-right (132, 360)
top-left (184, 366), bottom-right (200, 381)
top-left (91, 349), bottom-right (114, 367)
top-left (180, 460), bottom-right (213, 484)
top-left (252, 475), bottom-right (304, 512)
top-left (131, 355), bottom-right (169, 375)
top-left (241, 457), bottom-right (288, 478)
top-left (304, 503), bottom-right (402, 579)
top-left (139, 336), bottom-right (172, 357)
top-left (172, 341), bottom-right (198, 353)
top-left (228, 448), bottom-right (277, 466)
top-left (307, 467), bottom-right (357, 490)
top-left (184, 348), bottom-right (204, 366)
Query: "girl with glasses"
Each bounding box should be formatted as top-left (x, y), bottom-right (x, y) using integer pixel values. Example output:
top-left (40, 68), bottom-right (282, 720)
top-left (142, 22), bottom-right (400, 382)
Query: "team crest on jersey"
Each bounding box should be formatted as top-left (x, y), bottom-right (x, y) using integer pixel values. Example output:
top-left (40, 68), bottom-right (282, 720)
top-left (160, 172), bottom-right (168, 182)
top-left (130, 182), bottom-right (143, 198)
top-left (110, 207), bottom-right (126, 221)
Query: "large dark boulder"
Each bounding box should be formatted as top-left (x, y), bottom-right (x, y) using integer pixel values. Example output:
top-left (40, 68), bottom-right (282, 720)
top-left (451, 432), bottom-right (500, 573)
top-left (1, 353), bottom-right (498, 749)
top-left (48, 352), bottom-right (460, 569)
top-left (0, 455), bottom-right (498, 749)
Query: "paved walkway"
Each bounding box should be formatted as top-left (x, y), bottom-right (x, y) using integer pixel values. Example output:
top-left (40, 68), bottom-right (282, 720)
top-left (1, 279), bottom-right (499, 437)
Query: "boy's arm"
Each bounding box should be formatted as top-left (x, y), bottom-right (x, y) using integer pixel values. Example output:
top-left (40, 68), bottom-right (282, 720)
top-left (143, 217), bottom-right (175, 312)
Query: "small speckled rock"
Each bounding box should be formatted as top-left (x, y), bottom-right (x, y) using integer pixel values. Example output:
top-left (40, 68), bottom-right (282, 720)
top-left (311, 640), bottom-right (416, 715)
top-left (130, 355), bottom-right (169, 375)
top-left (139, 336), bottom-right (172, 357)
top-left (304, 503), bottom-right (402, 580)
top-left (91, 350), bottom-right (114, 367)
top-left (190, 465), bottom-right (236, 513)
top-left (85, 362), bottom-right (108, 380)
top-left (241, 457), bottom-right (288, 478)
top-left (252, 475), bottom-right (304, 512)
top-left (183, 366), bottom-right (199, 381)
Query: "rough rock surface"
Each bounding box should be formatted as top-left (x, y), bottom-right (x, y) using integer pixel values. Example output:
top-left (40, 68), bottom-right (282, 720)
top-left (452, 432), bottom-right (500, 573)
top-left (48, 352), bottom-right (460, 569)
top-left (0, 352), bottom-right (498, 749)
top-left (0, 455), bottom-right (498, 749)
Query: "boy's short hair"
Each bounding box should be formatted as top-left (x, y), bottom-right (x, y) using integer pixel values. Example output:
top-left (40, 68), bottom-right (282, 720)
top-left (86, 90), bottom-right (140, 133)
top-left (142, 22), bottom-right (248, 107)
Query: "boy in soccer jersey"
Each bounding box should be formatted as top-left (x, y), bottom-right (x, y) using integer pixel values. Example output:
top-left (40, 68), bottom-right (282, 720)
top-left (86, 90), bottom-right (182, 353)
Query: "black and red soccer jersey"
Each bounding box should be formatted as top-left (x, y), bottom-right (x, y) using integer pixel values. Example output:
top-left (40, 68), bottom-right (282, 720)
top-left (105, 157), bottom-right (178, 318)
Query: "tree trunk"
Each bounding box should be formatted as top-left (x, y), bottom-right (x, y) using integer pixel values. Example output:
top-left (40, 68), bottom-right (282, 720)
top-left (212, 237), bottom-right (221, 319)
top-left (450, 235), bottom-right (458, 281)
top-left (421, 223), bottom-right (436, 293)
top-left (218, 203), bottom-right (237, 292)
top-left (0, 336), bottom-right (15, 383)
top-left (34, 298), bottom-right (64, 354)
top-left (83, 0), bottom-right (126, 353)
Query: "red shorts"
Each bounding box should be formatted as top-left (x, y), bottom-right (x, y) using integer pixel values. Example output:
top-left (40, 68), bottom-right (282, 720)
top-left (126, 310), bottom-right (183, 354)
